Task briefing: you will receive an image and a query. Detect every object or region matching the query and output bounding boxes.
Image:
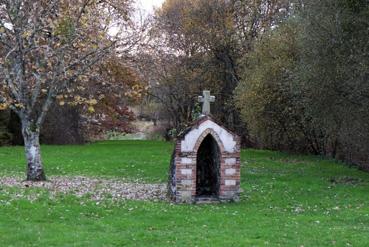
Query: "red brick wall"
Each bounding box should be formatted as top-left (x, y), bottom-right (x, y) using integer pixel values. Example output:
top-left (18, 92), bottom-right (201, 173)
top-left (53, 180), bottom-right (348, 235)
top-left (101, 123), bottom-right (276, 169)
top-left (169, 118), bottom-right (241, 203)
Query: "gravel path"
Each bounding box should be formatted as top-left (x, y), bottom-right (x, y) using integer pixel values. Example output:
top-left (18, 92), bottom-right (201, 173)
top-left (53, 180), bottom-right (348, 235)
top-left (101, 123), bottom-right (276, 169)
top-left (0, 176), bottom-right (167, 202)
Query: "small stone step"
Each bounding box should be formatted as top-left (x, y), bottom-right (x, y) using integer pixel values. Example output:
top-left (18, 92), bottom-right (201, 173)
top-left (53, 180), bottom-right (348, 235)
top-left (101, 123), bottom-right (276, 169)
top-left (195, 196), bottom-right (220, 204)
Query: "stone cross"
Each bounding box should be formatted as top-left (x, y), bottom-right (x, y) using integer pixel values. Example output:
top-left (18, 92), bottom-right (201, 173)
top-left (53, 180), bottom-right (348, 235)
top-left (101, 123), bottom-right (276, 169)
top-left (198, 90), bottom-right (215, 115)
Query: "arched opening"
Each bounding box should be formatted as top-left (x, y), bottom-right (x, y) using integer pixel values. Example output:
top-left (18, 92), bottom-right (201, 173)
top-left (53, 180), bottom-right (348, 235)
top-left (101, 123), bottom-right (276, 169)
top-left (196, 134), bottom-right (221, 197)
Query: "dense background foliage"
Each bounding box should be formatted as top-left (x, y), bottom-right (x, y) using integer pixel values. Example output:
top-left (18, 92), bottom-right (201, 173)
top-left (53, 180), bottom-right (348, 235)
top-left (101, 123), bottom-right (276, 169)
top-left (141, 0), bottom-right (369, 169)
top-left (236, 0), bottom-right (369, 169)
top-left (1, 0), bottom-right (368, 170)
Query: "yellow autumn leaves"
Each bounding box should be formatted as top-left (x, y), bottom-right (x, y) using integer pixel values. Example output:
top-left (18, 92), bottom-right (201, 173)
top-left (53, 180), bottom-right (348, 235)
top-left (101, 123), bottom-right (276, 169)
top-left (57, 94), bottom-right (98, 113)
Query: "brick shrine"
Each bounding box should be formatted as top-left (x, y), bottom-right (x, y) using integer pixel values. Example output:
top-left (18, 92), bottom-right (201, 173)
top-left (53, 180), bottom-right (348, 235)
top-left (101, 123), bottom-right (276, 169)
top-left (168, 115), bottom-right (241, 203)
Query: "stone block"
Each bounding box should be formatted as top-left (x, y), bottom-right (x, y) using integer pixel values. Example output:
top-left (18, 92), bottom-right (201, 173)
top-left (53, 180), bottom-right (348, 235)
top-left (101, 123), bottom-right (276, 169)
top-left (181, 169), bottom-right (192, 175)
top-left (225, 168), bottom-right (236, 175)
top-left (225, 158), bottom-right (236, 165)
top-left (178, 191), bottom-right (192, 203)
top-left (225, 179), bottom-right (236, 186)
top-left (181, 157), bottom-right (193, 164)
top-left (181, 180), bottom-right (192, 186)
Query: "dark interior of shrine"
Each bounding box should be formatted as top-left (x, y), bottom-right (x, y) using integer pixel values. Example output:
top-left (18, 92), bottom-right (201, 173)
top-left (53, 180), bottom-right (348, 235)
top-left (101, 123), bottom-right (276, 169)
top-left (196, 134), bottom-right (220, 197)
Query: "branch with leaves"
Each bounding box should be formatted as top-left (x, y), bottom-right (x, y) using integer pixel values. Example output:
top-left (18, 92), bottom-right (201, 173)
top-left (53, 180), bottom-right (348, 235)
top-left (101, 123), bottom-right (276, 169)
top-left (0, 0), bottom-right (140, 181)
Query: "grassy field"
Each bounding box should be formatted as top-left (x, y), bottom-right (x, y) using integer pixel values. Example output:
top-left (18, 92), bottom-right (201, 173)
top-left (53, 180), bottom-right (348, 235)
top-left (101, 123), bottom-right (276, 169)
top-left (0, 141), bottom-right (369, 246)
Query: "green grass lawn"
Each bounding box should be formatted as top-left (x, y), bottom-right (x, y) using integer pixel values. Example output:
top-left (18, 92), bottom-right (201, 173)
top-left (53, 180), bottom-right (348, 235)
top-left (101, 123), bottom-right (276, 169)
top-left (0, 141), bottom-right (369, 246)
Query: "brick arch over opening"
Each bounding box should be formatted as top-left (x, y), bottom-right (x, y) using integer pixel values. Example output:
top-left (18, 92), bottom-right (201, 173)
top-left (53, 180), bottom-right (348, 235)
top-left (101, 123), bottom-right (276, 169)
top-left (193, 128), bottom-right (225, 154)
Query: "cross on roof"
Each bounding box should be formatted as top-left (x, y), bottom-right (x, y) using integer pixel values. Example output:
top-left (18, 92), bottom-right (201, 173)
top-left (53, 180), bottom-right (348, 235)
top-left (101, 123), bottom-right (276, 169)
top-left (198, 90), bottom-right (215, 115)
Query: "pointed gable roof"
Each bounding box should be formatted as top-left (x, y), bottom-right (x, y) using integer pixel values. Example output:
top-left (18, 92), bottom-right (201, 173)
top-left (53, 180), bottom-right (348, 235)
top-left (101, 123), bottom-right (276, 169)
top-left (177, 115), bottom-right (239, 153)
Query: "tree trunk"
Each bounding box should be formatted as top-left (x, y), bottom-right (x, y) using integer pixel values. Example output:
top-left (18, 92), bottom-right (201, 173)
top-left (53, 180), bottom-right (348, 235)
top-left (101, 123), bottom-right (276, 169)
top-left (21, 120), bottom-right (46, 181)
